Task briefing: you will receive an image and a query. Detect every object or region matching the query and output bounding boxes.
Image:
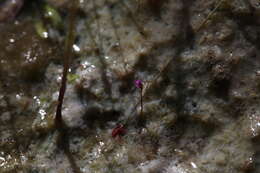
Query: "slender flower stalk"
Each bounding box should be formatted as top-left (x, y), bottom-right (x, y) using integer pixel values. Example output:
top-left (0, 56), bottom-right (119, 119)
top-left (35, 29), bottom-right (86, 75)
top-left (135, 80), bottom-right (143, 116)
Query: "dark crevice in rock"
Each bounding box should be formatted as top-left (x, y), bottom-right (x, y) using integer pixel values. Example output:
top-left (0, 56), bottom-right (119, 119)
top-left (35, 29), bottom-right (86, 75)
top-left (75, 82), bottom-right (99, 104)
top-left (118, 72), bottom-right (135, 94)
top-left (228, 8), bottom-right (260, 50)
top-left (210, 74), bottom-right (231, 100)
top-left (169, 0), bottom-right (195, 118)
top-left (96, 52), bottom-right (112, 97)
top-left (83, 107), bottom-right (121, 128)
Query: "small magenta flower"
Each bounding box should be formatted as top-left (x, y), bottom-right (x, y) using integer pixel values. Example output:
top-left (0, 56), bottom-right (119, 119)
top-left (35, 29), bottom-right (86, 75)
top-left (135, 80), bottom-right (143, 89)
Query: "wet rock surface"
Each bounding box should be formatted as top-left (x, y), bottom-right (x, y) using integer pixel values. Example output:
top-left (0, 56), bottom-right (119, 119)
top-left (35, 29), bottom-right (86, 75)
top-left (0, 0), bottom-right (24, 22)
top-left (1, 0), bottom-right (260, 172)
top-left (0, 21), bottom-right (59, 83)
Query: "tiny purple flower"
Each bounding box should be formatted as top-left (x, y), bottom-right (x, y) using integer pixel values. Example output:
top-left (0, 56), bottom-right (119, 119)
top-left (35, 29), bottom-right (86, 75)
top-left (135, 80), bottom-right (143, 89)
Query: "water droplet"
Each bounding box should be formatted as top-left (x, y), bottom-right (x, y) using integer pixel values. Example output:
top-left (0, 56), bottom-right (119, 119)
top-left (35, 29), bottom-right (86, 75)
top-left (190, 162), bottom-right (198, 168)
top-left (39, 109), bottom-right (47, 120)
top-left (9, 38), bottom-right (15, 43)
top-left (73, 44), bottom-right (81, 52)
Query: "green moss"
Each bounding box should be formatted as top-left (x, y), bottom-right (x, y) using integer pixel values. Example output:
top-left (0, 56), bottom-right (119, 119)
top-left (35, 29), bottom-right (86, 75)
top-left (35, 21), bottom-right (48, 39)
top-left (44, 4), bottom-right (62, 28)
top-left (67, 73), bottom-right (80, 84)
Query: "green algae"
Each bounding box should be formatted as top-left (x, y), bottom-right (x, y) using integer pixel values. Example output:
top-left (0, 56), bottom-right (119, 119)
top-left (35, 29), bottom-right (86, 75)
top-left (44, 4), bottom-right (62, 28)
top-left (35, 20), bottom-right (48, 39)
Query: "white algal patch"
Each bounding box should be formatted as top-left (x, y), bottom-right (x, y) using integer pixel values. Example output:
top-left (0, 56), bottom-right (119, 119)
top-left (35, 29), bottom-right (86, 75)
top-left (61, 85), bottom-right (86, 128)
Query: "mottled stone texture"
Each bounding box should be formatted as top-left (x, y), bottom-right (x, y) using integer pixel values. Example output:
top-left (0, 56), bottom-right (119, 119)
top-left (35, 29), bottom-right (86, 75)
top-left (0, 0), bottom-right (260, 172)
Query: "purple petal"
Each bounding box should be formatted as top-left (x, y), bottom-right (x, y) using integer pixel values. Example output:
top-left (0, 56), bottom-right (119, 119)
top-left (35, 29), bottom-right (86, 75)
top-left (135, 80), bottom-right (143, 89)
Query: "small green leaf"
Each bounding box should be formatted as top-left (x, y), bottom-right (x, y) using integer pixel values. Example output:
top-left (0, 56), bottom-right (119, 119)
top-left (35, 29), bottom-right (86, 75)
top-left (68, 73), bottom-right (80, 83)
top-left (35, 21), bottom-right (48, 39)
top-left (44, 4), bottom-right (62, 28)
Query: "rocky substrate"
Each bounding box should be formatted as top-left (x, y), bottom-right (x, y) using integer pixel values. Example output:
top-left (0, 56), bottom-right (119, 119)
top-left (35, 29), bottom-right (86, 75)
top-left (0, 0), bottom-right (260, 172)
